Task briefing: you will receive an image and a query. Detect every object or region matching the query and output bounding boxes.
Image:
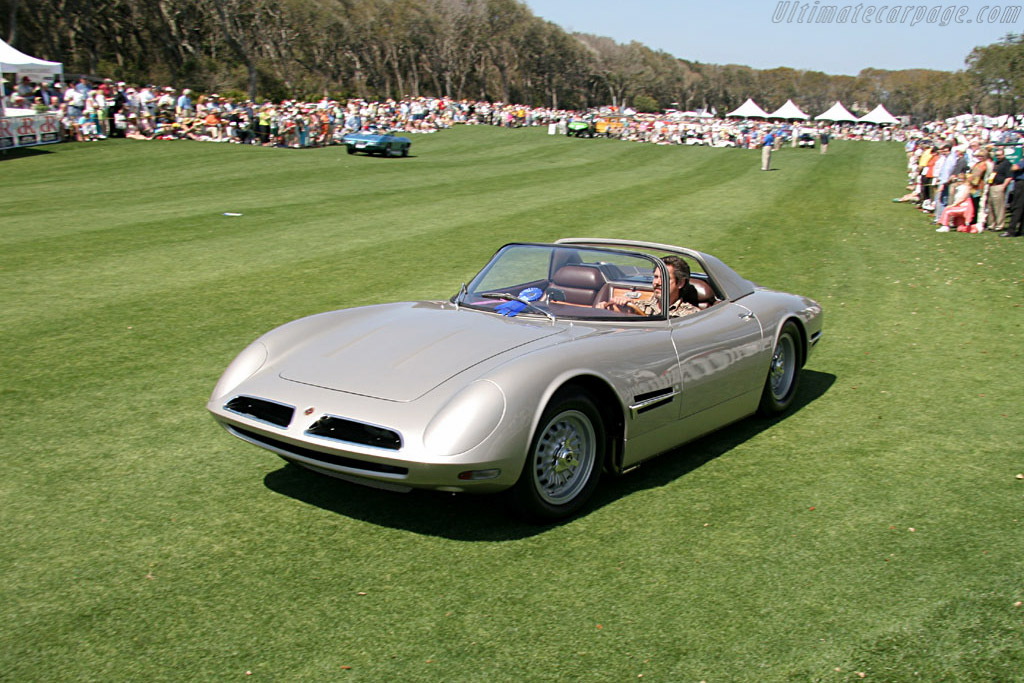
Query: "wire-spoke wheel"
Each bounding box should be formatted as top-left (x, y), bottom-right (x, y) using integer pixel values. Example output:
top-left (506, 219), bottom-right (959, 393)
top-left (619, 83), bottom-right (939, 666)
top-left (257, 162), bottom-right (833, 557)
top-left (758, 321), bottom-right (802, 416)
top-left (512, 390), bottom-right (604, 521)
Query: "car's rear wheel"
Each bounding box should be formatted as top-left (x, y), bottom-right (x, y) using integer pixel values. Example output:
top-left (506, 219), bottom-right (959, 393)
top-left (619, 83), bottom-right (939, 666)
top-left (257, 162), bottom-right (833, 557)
top-left (512, 389), bottom-right (604, 521)
top-left (758, 320), bottom-right (802, 415)
top-left (346, 147), bottom-right (355, 154)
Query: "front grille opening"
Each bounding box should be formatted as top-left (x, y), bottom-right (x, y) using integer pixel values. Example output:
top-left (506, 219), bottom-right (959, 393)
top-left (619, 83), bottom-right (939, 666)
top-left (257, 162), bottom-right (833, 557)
top-left (306, 416), bottom-right (402, 451)
top-left (231, 426), bottom-right (408, 475)
top-left (225, 396), bottom-right (294, 428)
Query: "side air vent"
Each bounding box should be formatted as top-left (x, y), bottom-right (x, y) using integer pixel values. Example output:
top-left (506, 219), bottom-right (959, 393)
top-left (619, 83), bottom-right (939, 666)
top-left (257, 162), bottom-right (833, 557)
top-left (306, 416), bottom-right (402, 451)
top-left (230, 427), bottom-right (408, 475)
top-left (630, 387), bottom-right (678, 416)
top-left (225, 396), bottom-right (294, 428)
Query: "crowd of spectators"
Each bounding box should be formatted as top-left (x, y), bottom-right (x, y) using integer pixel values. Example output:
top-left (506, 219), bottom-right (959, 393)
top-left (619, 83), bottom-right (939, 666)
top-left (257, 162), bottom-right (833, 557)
top-left (894, 125), bottom-right (1024, 237)
top-left (2, 75), bottom-right (572, 145)
top-left (564, 111), bottom-right (896, 149)
top-left (4, 73), bottom-right (920, 151)
top-left (5, 75), bottom-right (1024, 237)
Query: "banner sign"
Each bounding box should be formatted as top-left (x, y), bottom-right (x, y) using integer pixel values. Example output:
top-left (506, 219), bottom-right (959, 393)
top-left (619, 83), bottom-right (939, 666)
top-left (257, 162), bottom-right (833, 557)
top-left (0, 114), bottom-right (61, 149)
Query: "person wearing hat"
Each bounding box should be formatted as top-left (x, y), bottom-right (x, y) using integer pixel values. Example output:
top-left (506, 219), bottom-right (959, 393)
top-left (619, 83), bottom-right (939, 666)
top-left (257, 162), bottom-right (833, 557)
top-left (934, 144), bottom-right (964, 222)
top-left (108, 81), bottom-right (129, 138)
top-left (967, 148), bottom-right (992, 230)
top-left (176, 88), bottom-right (194, 120)
top-left (761, 128), bottom-right (775, 171)
top-left (17, 76), bottom-right (34, 97)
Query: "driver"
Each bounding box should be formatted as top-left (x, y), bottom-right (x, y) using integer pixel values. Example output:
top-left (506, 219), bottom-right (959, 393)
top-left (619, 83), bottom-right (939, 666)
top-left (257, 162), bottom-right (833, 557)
top-left (597, 255), bottom-right (699, 317)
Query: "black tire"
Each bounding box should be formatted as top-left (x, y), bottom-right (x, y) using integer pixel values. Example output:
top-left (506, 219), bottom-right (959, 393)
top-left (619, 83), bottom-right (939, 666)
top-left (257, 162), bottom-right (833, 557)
top-left (512, 389), bottom-right (604, 521)
top-left (346, 146), bottom-right (355, 154)
top-left (758, 320), bottom-right (803, 416)
top-left (401, 146), bottom-right (409, 157)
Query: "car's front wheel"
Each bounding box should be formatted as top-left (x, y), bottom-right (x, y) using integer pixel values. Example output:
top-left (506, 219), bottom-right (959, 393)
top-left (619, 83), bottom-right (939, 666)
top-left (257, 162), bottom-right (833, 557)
top-left (758, 320), bottom-right (802, 415)
top-left (512, 389), bottom-right (604, 521)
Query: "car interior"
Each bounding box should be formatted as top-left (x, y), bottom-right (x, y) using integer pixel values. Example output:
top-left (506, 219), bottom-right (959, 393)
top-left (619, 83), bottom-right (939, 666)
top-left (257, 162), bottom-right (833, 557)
top-left (465, 245), bottom-right (722, 319)
top-left (545, 262), bottom-right (719, 312)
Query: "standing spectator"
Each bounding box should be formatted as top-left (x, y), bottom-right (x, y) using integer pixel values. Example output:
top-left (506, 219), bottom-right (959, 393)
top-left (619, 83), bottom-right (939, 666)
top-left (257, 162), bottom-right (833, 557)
top-left (157, 87), bottom-right (175, 117)
top-left (176, 89), bottom-right (194, 119)
top-left (1001, 162), bottom-right (1024, 238)
top-left (967, 149), bottom-right (991, 230)
top-left (89, 89), bottom-right (109, 138)
top-left (137, 85), bottom-right (157, 116)
top-left (109, 82), bottom-right (128, 138)
top-left (987, 147), bottom-right (1012, 232)
top-left (64, 84), bottom-right (85, 120)
top-left (257, 104), bottom-right (272, 145)
top-left (931, 145), bottom-right (953, 221)
top-left (761, 129), bottom-right (775, 171)
top-left (819, 128), bottom-right (829, 154)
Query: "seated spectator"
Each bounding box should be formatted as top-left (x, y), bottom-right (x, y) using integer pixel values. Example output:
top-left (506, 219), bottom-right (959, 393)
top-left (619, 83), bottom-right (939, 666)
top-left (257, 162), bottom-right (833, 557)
top-left (936, 177), bottom-right (976, 232)
top-left (203, 111), bottom-right (222, 140)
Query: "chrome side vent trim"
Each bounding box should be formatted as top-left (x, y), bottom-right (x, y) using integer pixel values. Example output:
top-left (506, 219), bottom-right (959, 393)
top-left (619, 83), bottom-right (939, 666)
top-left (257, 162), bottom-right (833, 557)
top-left (630, 388), bottom-right (678, 417)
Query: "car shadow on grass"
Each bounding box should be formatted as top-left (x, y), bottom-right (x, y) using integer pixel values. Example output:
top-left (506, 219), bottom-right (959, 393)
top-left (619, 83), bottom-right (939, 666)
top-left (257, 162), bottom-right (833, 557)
top-left (588, 369), bottom-right (836, 508)
top-left (263, 369), bottom-right (836, 541)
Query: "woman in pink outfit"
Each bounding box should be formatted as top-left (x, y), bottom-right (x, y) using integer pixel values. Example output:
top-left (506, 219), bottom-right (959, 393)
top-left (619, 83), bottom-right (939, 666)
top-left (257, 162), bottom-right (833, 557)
top-left (936, 178), bottom-right (976, 232)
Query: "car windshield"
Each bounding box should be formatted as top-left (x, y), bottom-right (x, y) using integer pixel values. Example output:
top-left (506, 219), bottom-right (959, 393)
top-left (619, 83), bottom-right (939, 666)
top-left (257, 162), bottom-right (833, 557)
top-left (457, 243), bottom-right (665, 320)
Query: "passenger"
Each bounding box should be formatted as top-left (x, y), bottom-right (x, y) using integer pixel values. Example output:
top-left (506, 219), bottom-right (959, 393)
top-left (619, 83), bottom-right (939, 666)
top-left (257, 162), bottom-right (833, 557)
top-left (597, 255), bottom-right (699, 317)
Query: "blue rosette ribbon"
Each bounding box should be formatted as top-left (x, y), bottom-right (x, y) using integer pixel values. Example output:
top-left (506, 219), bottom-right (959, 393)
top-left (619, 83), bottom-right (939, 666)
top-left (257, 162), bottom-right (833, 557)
top-left (494, 287), bottom-right (543, 317)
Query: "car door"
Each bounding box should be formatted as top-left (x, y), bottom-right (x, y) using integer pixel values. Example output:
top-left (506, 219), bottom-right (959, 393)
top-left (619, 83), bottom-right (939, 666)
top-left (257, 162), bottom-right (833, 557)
top-left (670, 301), bottom-right (764, 423)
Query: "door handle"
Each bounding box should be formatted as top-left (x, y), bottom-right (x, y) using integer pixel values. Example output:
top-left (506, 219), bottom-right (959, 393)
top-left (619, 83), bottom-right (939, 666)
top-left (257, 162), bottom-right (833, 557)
top-left (738, 311), bottom-right (754, 320)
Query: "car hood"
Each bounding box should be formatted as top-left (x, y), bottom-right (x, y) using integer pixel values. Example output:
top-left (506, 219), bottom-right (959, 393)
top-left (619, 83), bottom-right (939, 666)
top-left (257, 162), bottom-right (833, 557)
top-left (277, 302), bottom-right (565, 402)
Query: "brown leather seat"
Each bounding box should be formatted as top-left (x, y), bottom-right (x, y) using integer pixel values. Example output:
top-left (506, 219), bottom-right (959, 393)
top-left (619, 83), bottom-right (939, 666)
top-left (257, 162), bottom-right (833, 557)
top-left (549, 265), bottom-right (608, 306)
top-left (684, 279), bottom-right (717, 308)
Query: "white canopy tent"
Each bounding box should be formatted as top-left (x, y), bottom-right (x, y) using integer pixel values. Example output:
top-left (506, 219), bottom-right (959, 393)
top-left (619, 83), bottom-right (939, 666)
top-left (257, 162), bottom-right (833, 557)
top-left (1, 39), bottom-right (62, 83)
top-left (815, 101), bottom-right (858, 122)
top-left (859, 104), bottom-right (900, 125)
top-left (768, 99), bottom-right (809, 120)
top-left (726, 98), bottom-right (770, 118)
top-left (1, 39), bottom-right (63, 117)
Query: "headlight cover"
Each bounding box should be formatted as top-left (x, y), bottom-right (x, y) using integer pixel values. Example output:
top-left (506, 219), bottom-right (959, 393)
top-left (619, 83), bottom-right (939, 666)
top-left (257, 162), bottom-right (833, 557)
top-left (423, 380), bottom-right (506, 456)
top-left (210, 341), bottom-right (268, 401)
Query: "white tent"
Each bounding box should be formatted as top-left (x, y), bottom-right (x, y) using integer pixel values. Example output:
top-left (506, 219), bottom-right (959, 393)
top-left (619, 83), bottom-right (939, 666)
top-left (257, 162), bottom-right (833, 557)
top-left (1, 38), bottom-right (63, 82)
top-left (768, 99), bottom-right (809, 120)
top-left (815, 101), bottom-right (858, 122)
top-left (859, 104), bottom-right (899, 125)
top-left (1, 39), bottom-right (62, 117)
top-left (726, 98), bottom-right (770, 118)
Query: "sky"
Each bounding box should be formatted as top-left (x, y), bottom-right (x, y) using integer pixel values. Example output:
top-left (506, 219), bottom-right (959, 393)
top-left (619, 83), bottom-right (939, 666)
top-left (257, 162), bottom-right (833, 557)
top-left (525, 0), bottom-right (1020, 75)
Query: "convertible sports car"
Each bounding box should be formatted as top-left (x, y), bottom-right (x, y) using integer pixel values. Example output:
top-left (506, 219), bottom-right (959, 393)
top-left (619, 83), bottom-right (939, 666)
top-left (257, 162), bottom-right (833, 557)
top-left (208, 239), bottom-right (823, 520)
top-left (342, 132), bottom-right (411, 157)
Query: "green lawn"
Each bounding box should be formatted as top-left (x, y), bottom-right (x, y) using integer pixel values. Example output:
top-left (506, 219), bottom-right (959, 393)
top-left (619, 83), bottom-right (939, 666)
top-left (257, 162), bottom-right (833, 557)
top-left (2, 128), bottom-right (1021, 681)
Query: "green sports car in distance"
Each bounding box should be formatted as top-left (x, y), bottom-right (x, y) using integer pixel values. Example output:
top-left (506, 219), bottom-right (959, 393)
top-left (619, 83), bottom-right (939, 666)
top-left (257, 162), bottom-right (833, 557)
top-left (343, 132), bottom-right (411, 157)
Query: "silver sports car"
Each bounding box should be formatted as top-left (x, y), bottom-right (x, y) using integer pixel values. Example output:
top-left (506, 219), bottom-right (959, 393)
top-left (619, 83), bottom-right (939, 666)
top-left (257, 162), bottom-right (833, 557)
top-left (208, 239), bottom-right (823, 520)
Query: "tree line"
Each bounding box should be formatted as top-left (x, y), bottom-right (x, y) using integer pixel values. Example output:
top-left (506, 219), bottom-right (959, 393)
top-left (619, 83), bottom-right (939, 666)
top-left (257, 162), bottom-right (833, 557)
top-left (2, 0), bottom-right (1022, 120)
